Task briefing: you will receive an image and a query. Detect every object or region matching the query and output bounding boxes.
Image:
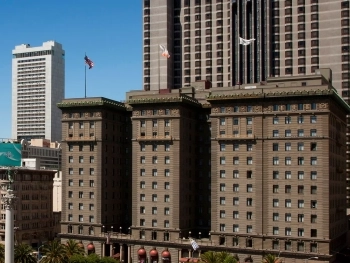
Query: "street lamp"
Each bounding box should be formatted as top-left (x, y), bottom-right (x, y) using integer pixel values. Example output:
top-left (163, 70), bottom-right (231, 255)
top-left (305, 257), bottom-right (318, 262)
top-left (119, 226), bottom-right (122, 234)
top-left (102, 225), bottom-right (105, 233)
top-left (111, 226), bottom-right (114, 233)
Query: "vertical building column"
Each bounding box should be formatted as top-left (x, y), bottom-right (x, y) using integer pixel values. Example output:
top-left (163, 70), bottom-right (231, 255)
top-left (2, 188), bottom-right (17, 263)
top-left (102, 243), bottom-right (105, 257)
top-left (120, 244), bottom-right (124, 262)
top-left (188, 249), bottom-right (192, 258)
top-left (128, 245), bottom-right (131, 263)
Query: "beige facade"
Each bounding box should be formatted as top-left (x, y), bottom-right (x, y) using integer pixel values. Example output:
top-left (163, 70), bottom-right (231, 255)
top-left (58, 71), bottom-right (349, 262)
top-left (0, 168), bottom-right (55, 246)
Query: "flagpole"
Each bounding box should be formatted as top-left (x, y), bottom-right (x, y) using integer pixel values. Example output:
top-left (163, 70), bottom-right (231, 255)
top-left (85, 52), bottom-right (87, 98)
top-left (158, 51), bottom-right (160, 92)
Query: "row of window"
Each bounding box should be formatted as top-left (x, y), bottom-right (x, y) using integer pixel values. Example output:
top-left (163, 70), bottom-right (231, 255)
top-left (274, 185), bottom-right (317, 194)
top-left (219, 197), bottom-right (253, 206)
top-left (140, 143), bottom-right (171, 151)
top-left (139, 194), bottom-right (171, 202)
top-left (140, 181), bottom-right (170, 189)
top-left (68, 144), bottom-right (95, 151)
top-left (140, 206), bottom-right (170, 215)
top-left (273, 171), bottom-right (317, 180)
top-left (273, 199), bottom-right (318, 208)
top-left (220, 170), bottom-right (252, 179)
top-left (140, 169), bottom-right (170, 177)
top-left (68, 179), bottom-right (94, 187)
top-left (67, 214), bottom-right (94, 223)
top-left (217, 103), bottom-right (318, 113)
top-left (68, 156), bottom-right (94, 163)
top-left (68, 203), bottom-right (94, 210)
top-left (272, 157), bottom-right (317, 165)
top-left (219, 115), bottom-right (317, 126)
top-left (273, 142), bottom-right (317, 151)
top-left (68, 168), bottom-right (94, 175)
top-left (68, 191), bottom-right (94, 199)
top-left (140, 119), bottom-right (171, 127)
top-left (140, 156), bottom-right (171, 164)
top-left (139, 219), bottom-right (170, 228)
top-left (272, 129), bottom-right (318, 137)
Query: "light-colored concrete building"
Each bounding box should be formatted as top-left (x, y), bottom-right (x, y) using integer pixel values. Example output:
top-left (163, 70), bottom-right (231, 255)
top-left (12, 41), bottom-right (65, 142)
top-left (58, 70), bottom-right (349, 262)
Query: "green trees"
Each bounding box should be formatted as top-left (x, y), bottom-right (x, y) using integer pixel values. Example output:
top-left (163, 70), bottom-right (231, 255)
top-left (262, 254), bottom-right (282, 263)
top-left (14, 243), bottom-right (37, 263)
top-left (0, 244), bottom-right (4, 263)
top-left (41, 239), bottom-right (68, 263)
top-left (65, 240), bottom-right (85, 258)
top-left (200, 251), bottom-right (238, 263)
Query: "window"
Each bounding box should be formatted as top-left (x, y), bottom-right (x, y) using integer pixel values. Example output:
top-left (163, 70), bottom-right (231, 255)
top-left (220, 157), bottom-right (226, 164)
top-left (247, 144), bottom-right (253, 151)
top-left (311, 214), bottom-right (317, 223)
top-left (220, 210), bottom-right (226, 218)
top-left (233, 184), bottom-right (239, 192)
top-left (164, 169), bottom-right (170, 177)
top-left (285, 116), bottom-right (291, 124)
top-left (233, 224), bottom-right (239, 232)
top-left (273, 227), bottom-right (279, 235)
top-left (220, 224), bottom-right (226, 231)
top-left (273, 157), bottom-right (279, 165)
top-left (247, 225), bottom-right (252, 233)
top-left (298, 129), bottom-right (304, 137)
top-left (285, 157), bottom-right (291, 165)
top-left (298, 228), bottom-right (304, 237)
top-left (233, 197), bottom-right (239, 205)
top-left (247, 184), bottom-right (253, 192)
top-left (90, 156), bottom-right (94, 163)
top-left (220, 170), bottom-right (226, 178)
top-left (298, 214), bottom-right (304, 222)
top-left (297, 115), bottom-right (304, 124)
top-left (78, 192), bottom-right (83, 198)
top-left (298, 157), bottom-right (304, 165)
top-left (152, 194), bottom-right (157, 202)
top-left (69, 156), bottom-right (73, 163)
top-left (233, 211), bottom-right (239, 219)
top-left (152, 220), bottom-right (157, 227)
top-left (140, 156), bottom-right (146, 164)
top-left (273, 185), bottom-right (279, 193)
top-left (310, 129), bottom-right (317, 136)
top-left (165, 120), bottom-right (170, 127)
top-left (165, 156), bottom-right (170, 164)
top-left (233, 118), bottom-right (239, 125)
top-left (233, 144), bottom-right (239, 151)
top-left (285, 199), bottom-right (291, 208)
top-left (273, 143), bottom-right (279, 151)
top-left (298, 200), bottom-right (304, 208)
top-left (273, 171), bottom-right (279, 179)
top-left (152, 182), bottom-right (157, 189)
top-left (247, 170), bottom-right (252, 178)
top-left (311, 200), bottom-right (317, 208)
top-left (152, 169), bottom-right (157, 176)
top-left (220, 183), bottom-right (226, 191)
top-left (152, 144), bottom-right (157, 151)
top-left (310, 115), bottom-right (317, 123)
top-left (220, 118), bottom-right (226, 125)
top-left (311, 186), bottom-right (317, 194)
top-left (247, 157), bottom-right (253, 165)
top-left (285, 143), bottom-right (291, 151)
top-left (311, 157), bottom-right (317, 165)
top-left (285, 130), bottom-right (291, 137)
top-left (273, 117), bottom-right (279, 124)
top-left (285, 213), bottom-right (292, 222)
top-left (233, 157), bottom-right (239, 164)
top-left (273, 199), bottom-right (279, 207)
top-left (246, 117), bottom-right (253, 125)
top-left (285, 228), bottom-right (291, 236)
top-left (233, 170), bottom-right (239, 178)
top-left (273, 130), bottom-right (279, 137)
top-left (273, 213), bottom-right (279, 221)
top-left (220, 197), bottom-right (226, 205)
top-left (68, 179), bottom-right (73, 186)
top-left (140, 143), bottom-right (145, 151)
top-left (298, 142), bottom-right (304, 151)
top-left (311, 171), bottom-right (317, 180)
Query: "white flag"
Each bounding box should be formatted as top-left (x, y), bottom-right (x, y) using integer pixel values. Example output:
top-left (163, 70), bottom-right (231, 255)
top-left (239, 37), bottom-right (255, 46)
top-left (159, 45), bottom-right (170, 58)
top-left (190, 239), bottom-right (199, 251)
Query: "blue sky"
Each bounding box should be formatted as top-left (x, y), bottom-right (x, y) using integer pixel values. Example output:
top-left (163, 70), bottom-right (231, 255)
top-left (0, 0), bottom-right (142, 139)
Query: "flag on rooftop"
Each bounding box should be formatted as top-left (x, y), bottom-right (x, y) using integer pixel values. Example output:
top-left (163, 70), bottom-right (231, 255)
top-left (190, 239), bottom-right (199, 251)
top-left (84, 55), bottom-right (94, 69)
top-left (239, 37), bottom-right (255, 46)
top-left (159, 45), bottom-right (170, 58)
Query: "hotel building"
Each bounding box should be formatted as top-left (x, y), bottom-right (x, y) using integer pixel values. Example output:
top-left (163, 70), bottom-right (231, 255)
top-left (58, 70), bottom-right (349, 263)
top-left (12, 41), bottom-right (65, 142)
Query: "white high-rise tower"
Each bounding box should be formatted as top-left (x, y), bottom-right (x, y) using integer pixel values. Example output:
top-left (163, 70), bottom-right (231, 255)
top-left (12, 41), bottom-right (65, 142)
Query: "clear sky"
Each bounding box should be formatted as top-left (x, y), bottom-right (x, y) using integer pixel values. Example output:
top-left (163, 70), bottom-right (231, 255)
top-left (0, 0), bottom-right (142, 139)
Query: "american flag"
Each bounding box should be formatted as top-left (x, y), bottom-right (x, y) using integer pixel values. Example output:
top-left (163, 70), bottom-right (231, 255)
top-left (190, 239), bottom-right (199, 251)
top-left (84, 55), bottom-right (94, 69)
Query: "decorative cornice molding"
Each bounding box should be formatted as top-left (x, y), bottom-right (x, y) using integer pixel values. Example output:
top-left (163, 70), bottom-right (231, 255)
top-left (57, 98), bottom-right (126, 110)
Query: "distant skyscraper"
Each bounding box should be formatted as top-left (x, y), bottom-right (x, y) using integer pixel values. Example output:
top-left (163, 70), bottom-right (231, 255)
top-left (12, 41), bottom-right (65, 142)
top-left (143, 0), bottom-right (349, 94)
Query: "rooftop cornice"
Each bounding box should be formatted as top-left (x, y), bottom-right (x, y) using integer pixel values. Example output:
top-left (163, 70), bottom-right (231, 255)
top-left (57, 97), bottom-right (126, 110)
top-left (127, 94), bottom-right (201, 107)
